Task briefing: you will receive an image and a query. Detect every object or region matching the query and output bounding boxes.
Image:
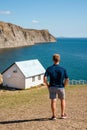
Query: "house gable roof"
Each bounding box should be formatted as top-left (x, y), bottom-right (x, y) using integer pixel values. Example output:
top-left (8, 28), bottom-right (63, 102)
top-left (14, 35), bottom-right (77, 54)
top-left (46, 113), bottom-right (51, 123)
top-left (1, 63), bottom-right (15, 74)
top-left (2, 59), bottom-right (45, 78)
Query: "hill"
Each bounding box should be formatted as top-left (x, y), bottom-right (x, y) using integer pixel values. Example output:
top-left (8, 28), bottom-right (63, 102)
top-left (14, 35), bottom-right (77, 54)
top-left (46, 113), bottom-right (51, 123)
top-left (0, 85), bottom-right (87, 130)
top-left (0, 21), bottom-right (56, 48)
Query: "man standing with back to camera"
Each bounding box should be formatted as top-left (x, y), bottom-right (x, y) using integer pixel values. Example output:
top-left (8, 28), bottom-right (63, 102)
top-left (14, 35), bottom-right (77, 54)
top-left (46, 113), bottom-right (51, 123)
top-left (44, 54), bottom-right (69, 120)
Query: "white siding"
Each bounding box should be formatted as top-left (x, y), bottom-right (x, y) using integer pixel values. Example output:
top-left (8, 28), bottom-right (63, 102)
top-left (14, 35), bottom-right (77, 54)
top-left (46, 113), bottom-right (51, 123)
top-left (25, 74), bottom-right (44, 88)
top-left (3, 64), bottom-right (25, 89)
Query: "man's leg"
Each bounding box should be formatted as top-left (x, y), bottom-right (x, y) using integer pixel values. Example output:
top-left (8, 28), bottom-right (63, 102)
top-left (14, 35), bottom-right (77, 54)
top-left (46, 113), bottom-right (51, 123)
top-left (60, 99), bottom-right (65, 116)
top-left (58, 88), bottom-right (66, 116)
top-left (51, 99), bottom-right (57, 117)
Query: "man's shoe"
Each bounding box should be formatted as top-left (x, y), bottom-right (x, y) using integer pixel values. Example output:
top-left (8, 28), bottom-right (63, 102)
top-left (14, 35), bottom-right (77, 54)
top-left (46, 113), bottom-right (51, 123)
top-left (50, 116), bottom-right (57, 120)
top-left (61, 113), bottom-right (67, 119)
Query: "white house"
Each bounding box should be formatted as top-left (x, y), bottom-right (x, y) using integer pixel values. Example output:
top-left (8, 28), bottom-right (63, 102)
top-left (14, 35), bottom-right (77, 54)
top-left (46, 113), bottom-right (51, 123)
top-left (2, 59), bottom-right (45, 89)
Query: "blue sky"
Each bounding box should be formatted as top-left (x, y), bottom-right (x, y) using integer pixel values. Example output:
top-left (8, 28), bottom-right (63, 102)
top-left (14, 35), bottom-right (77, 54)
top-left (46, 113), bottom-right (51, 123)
top-left (0, 0), bottom-right (87, 37)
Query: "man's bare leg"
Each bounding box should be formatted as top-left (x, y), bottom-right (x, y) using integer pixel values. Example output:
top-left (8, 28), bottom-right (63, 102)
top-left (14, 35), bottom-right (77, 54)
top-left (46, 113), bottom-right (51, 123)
top-left (61, 99), bottom-right (65, 116)
top-left (51, 99), bottom-right (57, 117)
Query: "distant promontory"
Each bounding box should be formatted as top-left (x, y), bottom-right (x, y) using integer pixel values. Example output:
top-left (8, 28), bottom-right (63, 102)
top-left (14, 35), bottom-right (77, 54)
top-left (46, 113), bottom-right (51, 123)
top-left (0, 21), bottom-right (56, 48)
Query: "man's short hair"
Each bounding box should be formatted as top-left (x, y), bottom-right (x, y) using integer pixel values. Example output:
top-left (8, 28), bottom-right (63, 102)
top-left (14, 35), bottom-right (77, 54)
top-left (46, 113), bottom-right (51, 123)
top-left (53, 54), bottom-right (60, 63)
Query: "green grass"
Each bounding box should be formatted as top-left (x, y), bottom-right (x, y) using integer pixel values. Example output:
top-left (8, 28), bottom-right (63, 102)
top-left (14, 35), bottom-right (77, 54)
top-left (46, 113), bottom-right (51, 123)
top-left (0, 85), bottom-right (86, 110)
top-left (0, 87), bottom-right (48, 109)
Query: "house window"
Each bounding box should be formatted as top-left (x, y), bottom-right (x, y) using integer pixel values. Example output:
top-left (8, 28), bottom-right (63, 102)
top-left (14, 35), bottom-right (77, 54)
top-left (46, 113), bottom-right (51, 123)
top-left (13, 68), bottom-right (17, 73)
top-left (13, 70), bottom-right (17, 73)
top-left (38, 75), bottom-right (41, 80)
top-left (32, 76), bottom-right (35, 82)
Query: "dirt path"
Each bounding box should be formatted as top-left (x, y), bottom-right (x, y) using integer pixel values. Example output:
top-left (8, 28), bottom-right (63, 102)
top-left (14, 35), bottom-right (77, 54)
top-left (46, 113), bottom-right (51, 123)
top-left (0, 85), bottom-right (87, 130)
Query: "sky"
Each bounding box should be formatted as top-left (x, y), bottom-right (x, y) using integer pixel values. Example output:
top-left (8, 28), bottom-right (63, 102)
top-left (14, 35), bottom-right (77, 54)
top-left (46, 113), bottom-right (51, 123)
top-left (0, 0), bottom-right (87, 37)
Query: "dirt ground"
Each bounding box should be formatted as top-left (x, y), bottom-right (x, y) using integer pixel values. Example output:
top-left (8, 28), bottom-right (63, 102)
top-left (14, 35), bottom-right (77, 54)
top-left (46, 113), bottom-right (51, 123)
top-left (0, 85), bottom-right (87, 130)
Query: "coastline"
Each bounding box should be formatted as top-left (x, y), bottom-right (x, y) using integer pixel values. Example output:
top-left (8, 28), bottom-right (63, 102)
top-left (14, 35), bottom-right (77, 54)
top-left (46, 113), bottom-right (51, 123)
top-left (0, 21), bottom-right (56, 49)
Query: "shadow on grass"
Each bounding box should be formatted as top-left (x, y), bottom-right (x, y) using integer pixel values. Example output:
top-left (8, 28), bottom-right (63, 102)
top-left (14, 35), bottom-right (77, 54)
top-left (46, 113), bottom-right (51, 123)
top-left (0, 118), bottom-right (52, 124)
top-left (0, 85), bottom-right (21, 91)
top-left (0, 84), bottom-right (45, 91)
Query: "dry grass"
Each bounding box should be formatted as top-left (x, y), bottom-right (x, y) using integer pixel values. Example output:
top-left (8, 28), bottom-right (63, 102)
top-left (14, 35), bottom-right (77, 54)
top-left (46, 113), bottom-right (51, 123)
top-left (0, 85), bottom-right (87, 130)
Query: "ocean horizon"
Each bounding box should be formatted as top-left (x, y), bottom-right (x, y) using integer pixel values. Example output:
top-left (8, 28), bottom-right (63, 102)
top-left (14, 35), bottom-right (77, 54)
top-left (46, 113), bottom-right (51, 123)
top-left (0, 38), bottom-right (87, 81)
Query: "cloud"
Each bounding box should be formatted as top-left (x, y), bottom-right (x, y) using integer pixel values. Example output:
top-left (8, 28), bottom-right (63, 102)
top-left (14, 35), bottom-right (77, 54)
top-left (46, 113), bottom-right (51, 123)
top-left (32, 20), bottom-right (39, 24)
top-left (0, 11), bottom-right (11, 15)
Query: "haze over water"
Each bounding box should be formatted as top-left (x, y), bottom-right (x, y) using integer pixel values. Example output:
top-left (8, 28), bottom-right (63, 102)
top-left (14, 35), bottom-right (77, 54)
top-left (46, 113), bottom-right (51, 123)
top-left (0, 38), bottom-right (87, 80)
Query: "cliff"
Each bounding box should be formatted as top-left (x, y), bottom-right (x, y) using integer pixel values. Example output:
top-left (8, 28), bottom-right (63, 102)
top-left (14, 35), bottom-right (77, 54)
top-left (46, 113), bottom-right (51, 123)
top-left (0, 21), bottom-right (56, 48)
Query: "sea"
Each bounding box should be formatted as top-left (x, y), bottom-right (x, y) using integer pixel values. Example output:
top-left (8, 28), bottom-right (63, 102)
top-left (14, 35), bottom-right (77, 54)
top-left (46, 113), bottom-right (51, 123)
top-left (0, 38), bottom-right (87, 81)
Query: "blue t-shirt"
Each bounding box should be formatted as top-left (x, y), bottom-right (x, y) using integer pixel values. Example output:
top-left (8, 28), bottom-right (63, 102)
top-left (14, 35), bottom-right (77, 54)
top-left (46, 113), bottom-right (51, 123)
top-left (44, 64), bottom-right (68, 88)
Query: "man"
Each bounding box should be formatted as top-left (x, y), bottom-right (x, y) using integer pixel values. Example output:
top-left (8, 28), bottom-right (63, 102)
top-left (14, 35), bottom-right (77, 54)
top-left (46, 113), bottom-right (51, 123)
top-left (44, 54), bottom-right (69, 120)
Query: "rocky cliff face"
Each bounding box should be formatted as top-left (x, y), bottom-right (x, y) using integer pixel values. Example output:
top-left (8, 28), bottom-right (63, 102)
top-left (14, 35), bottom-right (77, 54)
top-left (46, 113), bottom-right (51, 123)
top-left (0, 21), bottom-right (56, 48)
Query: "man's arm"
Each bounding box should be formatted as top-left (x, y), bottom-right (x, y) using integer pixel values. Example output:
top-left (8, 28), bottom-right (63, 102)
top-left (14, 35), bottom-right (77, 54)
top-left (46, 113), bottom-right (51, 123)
top-left (43, 76), bottom-right (49, 88)
top-left (64, 78), bottom-right (69, 87)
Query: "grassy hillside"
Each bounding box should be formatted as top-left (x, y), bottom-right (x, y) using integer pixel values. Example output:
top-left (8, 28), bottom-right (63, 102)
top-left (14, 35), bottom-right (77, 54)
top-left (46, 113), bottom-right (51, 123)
top-left (0, 85), bottom-right (87, 130)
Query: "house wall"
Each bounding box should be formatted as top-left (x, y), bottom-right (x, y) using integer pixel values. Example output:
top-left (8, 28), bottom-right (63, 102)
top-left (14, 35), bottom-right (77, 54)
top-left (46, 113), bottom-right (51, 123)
top-left (25, 74), bottom-right (44, 88)
top-left (3, 64), bottom-right (25, 89)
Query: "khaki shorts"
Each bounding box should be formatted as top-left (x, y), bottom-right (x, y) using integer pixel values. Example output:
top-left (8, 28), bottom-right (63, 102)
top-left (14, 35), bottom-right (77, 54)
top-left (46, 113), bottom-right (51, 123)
top-left (49, 87), bottom-right (65, 99)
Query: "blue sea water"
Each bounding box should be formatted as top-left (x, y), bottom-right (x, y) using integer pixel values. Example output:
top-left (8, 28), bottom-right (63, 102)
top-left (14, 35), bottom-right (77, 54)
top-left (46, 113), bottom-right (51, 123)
top-left (0, 38), bottom-right (87, 80)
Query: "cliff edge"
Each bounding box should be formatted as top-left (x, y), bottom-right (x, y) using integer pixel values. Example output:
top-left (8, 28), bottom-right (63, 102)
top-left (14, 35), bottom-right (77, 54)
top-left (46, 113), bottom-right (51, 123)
top-left (0, 21), bottom-right (56, 48)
